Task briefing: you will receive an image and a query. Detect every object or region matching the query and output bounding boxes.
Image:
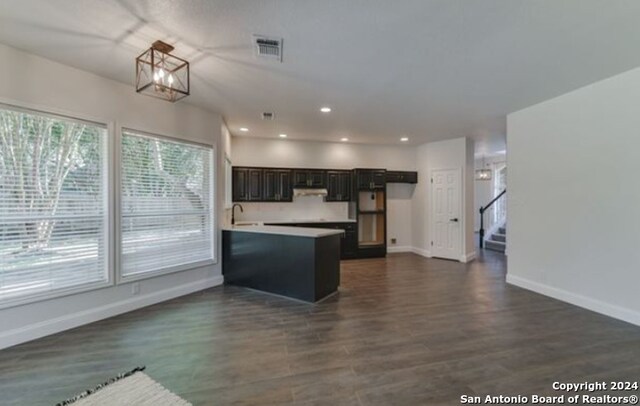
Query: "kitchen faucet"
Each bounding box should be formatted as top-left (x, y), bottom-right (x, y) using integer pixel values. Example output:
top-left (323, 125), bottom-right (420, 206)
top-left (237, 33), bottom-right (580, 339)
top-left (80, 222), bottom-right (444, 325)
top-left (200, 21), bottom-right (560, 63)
top-left (231, 203), bottom-right (244, 225)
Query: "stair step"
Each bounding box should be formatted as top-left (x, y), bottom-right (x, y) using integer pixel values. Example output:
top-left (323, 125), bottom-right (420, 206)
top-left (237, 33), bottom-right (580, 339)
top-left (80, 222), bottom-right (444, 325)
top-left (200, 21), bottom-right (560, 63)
top-left (485, 240), bottom-right (506, 253)
top-left (498, 227), bottom-right (507, 234)
top-left (491, 233), bottom-right (506, 242)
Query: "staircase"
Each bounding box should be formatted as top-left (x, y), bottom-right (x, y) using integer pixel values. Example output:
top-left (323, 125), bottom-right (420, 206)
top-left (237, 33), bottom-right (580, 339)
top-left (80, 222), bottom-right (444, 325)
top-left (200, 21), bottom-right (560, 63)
top-left (479, 189), bottom-right (506, 254)
top-left (485, 225), bottom-right (506, 253)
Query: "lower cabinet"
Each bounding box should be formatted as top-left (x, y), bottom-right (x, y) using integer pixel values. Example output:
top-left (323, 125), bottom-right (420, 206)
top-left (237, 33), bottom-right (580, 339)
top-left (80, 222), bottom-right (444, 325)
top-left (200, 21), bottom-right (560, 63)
top-left (342, 228), bottom-right (358, 258)
top-left (266, 222), bottom-right (358, 260)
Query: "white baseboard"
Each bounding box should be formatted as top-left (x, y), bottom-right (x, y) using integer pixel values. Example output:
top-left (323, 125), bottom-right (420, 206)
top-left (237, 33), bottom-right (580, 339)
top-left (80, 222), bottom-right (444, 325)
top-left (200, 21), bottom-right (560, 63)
top-left (460, 251), bottom-right (476, 263)
top-left (387, 246), bottom-right (413, 253)
top-left (0, 276), bottom-right (224, 350)
top-left (408, 247), bottom-right (474, 263)
top-left (506, 274), bottom-right (640, 327)
top-left (410, 247), bottom-right (431, 258)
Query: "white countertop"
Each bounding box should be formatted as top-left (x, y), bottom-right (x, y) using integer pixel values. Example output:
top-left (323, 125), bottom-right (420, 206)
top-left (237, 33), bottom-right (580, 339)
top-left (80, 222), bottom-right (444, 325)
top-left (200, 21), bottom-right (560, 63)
top-left (235, 219), bottom-right (356, 226)
top-left (224, 225), bottom-right (345, 238)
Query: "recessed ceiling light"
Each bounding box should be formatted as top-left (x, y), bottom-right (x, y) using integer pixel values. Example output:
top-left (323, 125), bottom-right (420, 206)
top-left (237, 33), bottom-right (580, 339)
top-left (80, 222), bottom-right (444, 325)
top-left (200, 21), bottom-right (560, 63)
top-left (400, 137), bottom-right (409, 142)
top-left (340, 138), bottom-right (349, 142)
top-left (320, 107), bottom-right (332, 113)
top-left (239, 127), bottom-right (249, 132)
top-left (279, 134), bottom-right (287, 138)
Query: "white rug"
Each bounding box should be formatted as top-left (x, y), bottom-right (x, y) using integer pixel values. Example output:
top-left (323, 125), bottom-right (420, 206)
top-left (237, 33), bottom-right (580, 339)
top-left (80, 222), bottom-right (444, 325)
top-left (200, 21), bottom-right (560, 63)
top-left (58, 368), bottom-right (191, 406)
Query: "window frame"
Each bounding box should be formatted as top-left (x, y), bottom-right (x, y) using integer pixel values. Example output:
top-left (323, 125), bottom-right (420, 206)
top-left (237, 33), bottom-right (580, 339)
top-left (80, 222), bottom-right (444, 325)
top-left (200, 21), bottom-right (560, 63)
top-left (0, 101), bottom-right (115, 310)
top-left (116, 127), bottom-right (217, 284)
top-left (0, 99), bottom-right (219, 309)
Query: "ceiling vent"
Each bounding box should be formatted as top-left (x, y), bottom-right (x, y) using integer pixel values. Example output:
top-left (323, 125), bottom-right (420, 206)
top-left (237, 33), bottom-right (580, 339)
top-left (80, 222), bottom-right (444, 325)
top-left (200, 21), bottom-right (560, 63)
top-left (254, 35), bottom-right (283, 62)
top-left (262, 112), bottom-right (275, 120)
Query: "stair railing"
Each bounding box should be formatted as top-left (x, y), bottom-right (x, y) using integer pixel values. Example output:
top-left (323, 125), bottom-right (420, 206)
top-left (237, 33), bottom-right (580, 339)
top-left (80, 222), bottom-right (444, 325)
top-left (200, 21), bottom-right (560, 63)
top-left (479, 189), bottom-right (506, 248)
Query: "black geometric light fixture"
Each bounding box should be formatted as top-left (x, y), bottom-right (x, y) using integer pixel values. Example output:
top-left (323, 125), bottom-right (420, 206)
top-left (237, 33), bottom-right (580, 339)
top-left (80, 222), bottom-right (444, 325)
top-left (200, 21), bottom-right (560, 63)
top-left (136, 40), bottom-right (190, 102)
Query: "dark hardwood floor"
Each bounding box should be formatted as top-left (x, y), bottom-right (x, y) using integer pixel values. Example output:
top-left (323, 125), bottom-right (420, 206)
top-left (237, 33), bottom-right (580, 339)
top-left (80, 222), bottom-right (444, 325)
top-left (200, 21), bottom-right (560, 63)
top-left (1, 251), bottom-right (639, 405)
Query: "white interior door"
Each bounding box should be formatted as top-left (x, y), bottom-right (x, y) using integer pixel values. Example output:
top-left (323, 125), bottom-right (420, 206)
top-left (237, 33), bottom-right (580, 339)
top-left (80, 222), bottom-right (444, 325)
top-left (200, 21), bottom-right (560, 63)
top-left (431, 168), bottom-right (461, 260)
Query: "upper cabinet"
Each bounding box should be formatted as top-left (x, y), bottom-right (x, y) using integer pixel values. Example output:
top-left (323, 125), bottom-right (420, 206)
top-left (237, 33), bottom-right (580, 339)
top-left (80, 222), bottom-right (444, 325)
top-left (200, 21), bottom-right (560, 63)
top-left (355, 169), bottom-right (386, 190)
top-left (233, 166), bottom-right (417, 202)
top-left (233, 167), bottom-right (292, 202)
top-left (386, 171), bottom-right (418, 184)
top-left (263, 169), bottom-right (292, 202)
top-left (292, 169), bottom-right (326, 188)
top-left (232, 167), bottom-right (263, 202)
top-left (326, 170), bottom-right (351, 202)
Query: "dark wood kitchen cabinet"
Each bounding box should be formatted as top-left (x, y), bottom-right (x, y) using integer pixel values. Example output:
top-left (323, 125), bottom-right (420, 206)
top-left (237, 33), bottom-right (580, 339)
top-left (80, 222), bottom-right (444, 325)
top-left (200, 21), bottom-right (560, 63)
top-left (325, 170), bottom-right (351, 202)
top-left (263, 169), bottom-right (292, 202)
top-left (341, 223), bottom-right (358, 258)
top-left (355, 169), bottom-right (386, 190)
top-left (266, 221), bottom-right (358, 260)
top-left (292, 169), bottom-right (326, 188)
top-left (386, 171), bottom-right (418, 184)
top-left (232, 167), bottom-right (263, 202)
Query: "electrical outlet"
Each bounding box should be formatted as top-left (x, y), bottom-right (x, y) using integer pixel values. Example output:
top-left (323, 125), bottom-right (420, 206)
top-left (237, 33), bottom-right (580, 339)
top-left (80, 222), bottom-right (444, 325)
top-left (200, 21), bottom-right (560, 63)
top-left (390, 238), bottom-right (397, 244)
top-left (131, 282), bottom-right (140, 295)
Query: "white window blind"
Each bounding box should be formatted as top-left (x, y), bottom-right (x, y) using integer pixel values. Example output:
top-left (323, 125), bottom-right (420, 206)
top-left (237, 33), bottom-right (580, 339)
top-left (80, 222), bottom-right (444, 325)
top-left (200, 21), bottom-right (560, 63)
top-left (0, 106), bottom-right (108, 304)
top-left (120, 130), bottom-right (214, 278)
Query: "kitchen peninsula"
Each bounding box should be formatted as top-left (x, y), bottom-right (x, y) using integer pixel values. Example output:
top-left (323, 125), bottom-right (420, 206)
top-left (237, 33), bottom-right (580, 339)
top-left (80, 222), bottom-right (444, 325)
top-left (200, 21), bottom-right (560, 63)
top-left (222, 225), bottom-right (344, 302)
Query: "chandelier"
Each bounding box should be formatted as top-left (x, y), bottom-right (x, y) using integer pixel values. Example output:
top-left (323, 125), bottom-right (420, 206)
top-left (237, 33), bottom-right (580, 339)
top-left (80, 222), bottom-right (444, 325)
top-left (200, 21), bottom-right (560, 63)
top-left (475, 156), bottom-right (492, 181)
top-left (136, 40), bottom-right (189, 102)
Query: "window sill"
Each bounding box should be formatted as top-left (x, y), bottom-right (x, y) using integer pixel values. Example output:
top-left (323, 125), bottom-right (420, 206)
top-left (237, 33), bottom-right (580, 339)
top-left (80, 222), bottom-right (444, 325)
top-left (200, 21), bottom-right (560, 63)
top-left (118, 259), bottom-right (217, 284)
top-left (0, 279), bottom-right (113, 310)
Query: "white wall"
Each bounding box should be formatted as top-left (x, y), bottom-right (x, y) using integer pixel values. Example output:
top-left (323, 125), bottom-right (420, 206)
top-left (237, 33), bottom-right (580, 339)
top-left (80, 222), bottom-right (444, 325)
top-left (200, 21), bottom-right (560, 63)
top-left (411, 137), bottom-right (475, 261)
top-left (0, 43), bottom-right (225, 349)
top-left (231, 137), bottom-right (417, 250)
top-left (221, 123), bottom-right (233, 227)
top-left (232, 137), bottom-right (417, 170)
top-left (507, 66), bottom-right (640, 326)
top-left (464, 138), bottom-right (475, 258)
top-left (411, 143), bottom-right (429, 253)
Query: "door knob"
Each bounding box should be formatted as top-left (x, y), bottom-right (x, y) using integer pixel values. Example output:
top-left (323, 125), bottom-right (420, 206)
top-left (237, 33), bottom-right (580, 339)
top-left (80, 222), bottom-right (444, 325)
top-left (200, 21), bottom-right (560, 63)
top-left (449, 218), bottom-right (459, 222)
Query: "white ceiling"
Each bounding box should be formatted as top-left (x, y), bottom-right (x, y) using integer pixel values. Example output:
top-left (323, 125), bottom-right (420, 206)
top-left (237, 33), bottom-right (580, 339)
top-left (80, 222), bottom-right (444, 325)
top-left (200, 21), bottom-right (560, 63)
top-left (1, 1), bottom-right (640, 152)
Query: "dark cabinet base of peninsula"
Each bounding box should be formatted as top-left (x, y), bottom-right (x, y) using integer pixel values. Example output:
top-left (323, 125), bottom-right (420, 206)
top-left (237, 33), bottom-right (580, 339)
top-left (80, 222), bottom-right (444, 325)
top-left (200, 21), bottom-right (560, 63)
top-left (265, 222), bottom-right (358, 259)
top-left (223, 230), bottom-right (341, 303)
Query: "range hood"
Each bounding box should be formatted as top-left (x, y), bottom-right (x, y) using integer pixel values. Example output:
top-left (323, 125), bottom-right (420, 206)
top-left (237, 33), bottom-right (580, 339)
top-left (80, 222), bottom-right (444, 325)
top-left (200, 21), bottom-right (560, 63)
top-left (293, 188), bottom-right (328, 197)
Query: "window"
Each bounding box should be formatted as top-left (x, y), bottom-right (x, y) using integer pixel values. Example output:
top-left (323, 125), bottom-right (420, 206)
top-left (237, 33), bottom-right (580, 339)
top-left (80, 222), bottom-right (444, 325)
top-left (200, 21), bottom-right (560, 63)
top-left (0, 105), bottom-right (108, 305)
top-left (120, 130), bottom-right (214, 278)
top-left (0, 106), bottom-right (216, 306)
